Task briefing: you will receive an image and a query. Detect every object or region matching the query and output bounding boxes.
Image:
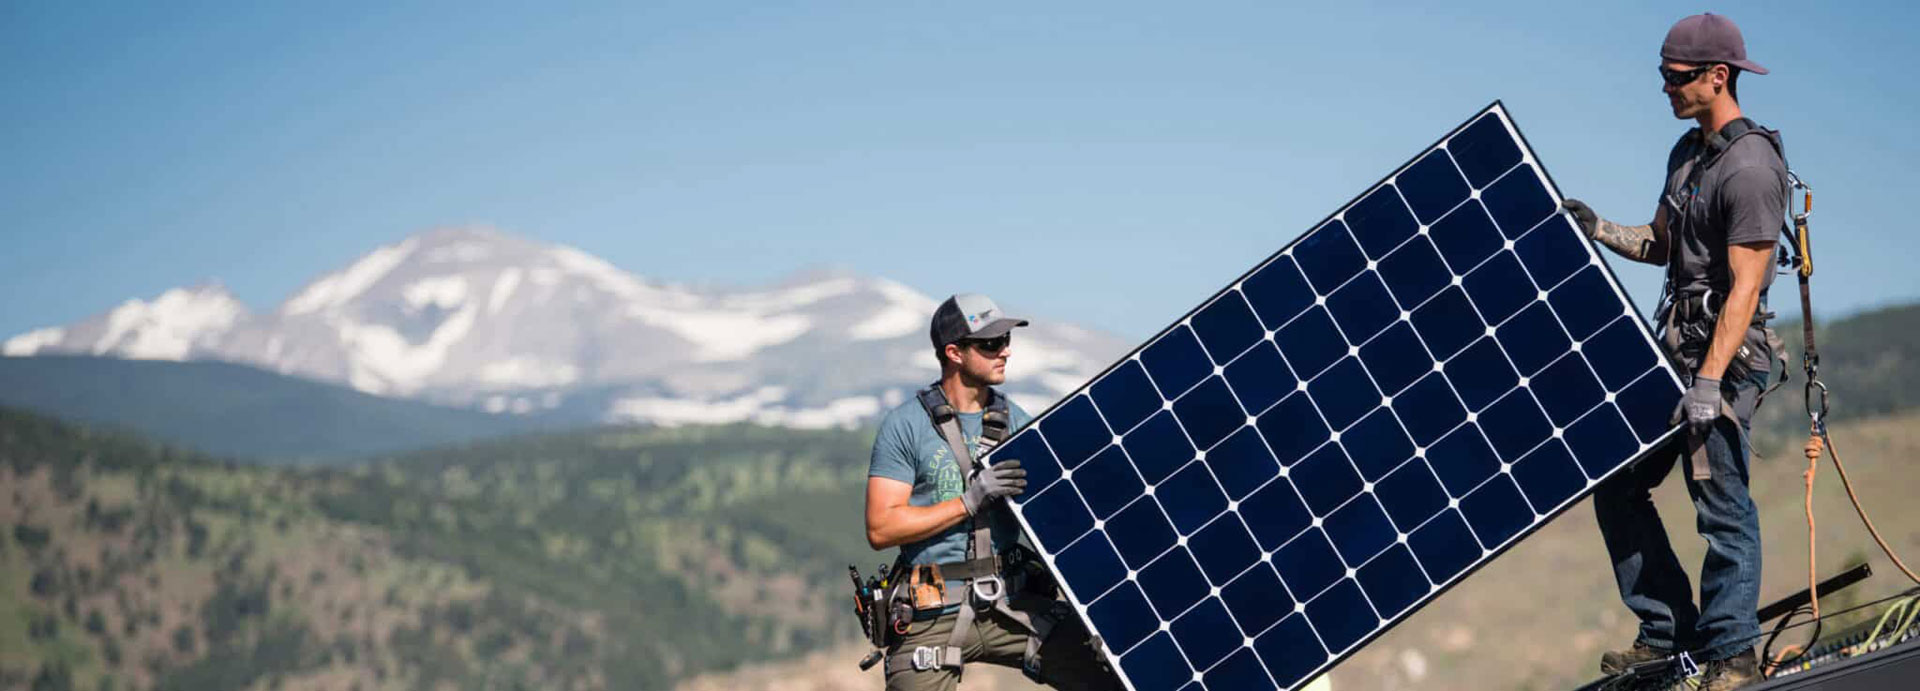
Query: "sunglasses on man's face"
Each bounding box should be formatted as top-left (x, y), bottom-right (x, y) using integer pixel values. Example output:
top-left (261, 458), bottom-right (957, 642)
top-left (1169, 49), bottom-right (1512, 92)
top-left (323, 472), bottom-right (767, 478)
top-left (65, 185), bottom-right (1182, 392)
top-left (962, 335), bottom-right (1012, 353)
top-left (1659, 64), bottom-right (1712, 87)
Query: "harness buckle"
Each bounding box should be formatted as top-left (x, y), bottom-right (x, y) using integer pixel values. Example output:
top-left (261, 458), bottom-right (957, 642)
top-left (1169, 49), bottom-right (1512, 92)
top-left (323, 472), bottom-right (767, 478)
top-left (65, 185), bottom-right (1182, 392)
top-left (1676, 651), bottom-right (1701, 678)
top-left (911, 645), bottom-right (942, 671)
top-left (971, 574), bottom-right (1006, 605)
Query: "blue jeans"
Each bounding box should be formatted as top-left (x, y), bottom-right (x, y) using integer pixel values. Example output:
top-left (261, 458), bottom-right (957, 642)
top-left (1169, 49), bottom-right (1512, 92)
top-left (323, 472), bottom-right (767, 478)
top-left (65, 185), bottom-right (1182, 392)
top-left (1592, 370), bottom-right (1767, 662)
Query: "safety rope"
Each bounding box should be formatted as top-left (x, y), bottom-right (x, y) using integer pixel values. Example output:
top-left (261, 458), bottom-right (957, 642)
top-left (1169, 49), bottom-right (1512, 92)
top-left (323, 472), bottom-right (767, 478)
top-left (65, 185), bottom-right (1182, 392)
top-left (1788, 173), bottom-right (1920, 637)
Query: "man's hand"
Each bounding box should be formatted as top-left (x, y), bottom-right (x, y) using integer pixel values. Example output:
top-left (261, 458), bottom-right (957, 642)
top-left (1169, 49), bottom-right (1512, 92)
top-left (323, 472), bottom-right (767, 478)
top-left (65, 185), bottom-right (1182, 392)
top-left (1677, 376), bottom-right (1722, 434)
top-left (1564, 198), bottom-right (1667, 264)
top-left (1563, 198), bottom-right (1600, 238)
top-left (961, 460), bottom-right (1027, 516)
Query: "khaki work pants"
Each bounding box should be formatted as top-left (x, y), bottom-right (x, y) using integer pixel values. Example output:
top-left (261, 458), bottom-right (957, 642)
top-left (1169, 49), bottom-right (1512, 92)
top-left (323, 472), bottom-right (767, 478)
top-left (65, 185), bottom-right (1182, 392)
top-left (885, 596), bottom-right (1123, 691)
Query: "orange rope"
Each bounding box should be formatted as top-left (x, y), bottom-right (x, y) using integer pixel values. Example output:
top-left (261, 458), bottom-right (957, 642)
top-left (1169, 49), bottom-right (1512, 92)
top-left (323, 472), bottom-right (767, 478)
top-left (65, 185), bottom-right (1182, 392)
top-left (1804, 431), bottom-right (1820, 620)
top-left (1821, 430), bottom-right (1920, 585)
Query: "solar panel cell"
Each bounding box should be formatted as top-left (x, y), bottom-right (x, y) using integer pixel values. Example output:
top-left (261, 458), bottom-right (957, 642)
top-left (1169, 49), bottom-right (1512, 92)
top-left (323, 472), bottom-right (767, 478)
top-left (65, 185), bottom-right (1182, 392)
top-left (1446, 115), bottom-right (1525, 189)
top-left (1174, 377), bottom-right (1249, 450)
top-left (1304, 579), bottom-right (1376, 652)
top-left (1142, 326), bottom-right (1213, 398)
top-left (1356, 544), bottom-right (1429, 618)
top-left (1240, 478), bottom-right (1311, 552)
top-left (1346, 186), bottom-right (1420, 258)
top-left (1356, 322), bottom-right (1431, 396)
top-left (1121, 635), bottom-right (1192, 690)
top-left (1376, 236), bottom-right (1453, 309)
top-left (1292, 222), bottom-right (1368, 293)
top-left (1193, 291), bottom-right (1267, 365)
top-left (1430, 201), bottom-right (1504, 271)
top-left (1322, 497), bottom-right (1395, 565)
top-left (1397, 151), bottom-right (1471, 224)
top-left (1408, 508), bottom-right (1480, 583)
top-left (1187, 515), bottom-right (1262, 584)
top-left (1409, 287), bottom-right (1483, 360)
top-left (1220, 564), bottom-right (1293, 634)
top-left (1375, 460), bottom-right (1449, 531)
top-left (1108, 499), bottom-right (1181, 570)
top-left (1499, 303), bottom-right (1574, 376)
top-left (997, 104), bottom-right (1681, 690)
top-left (1173, 598), bottom-right (1245, 669)
top-left (1095, 361), bottom-right (1169, 434)
top-left (1241, 257), bottom-right (1315, 330)
top-left (1341, 409), bottom-right (1414, 481)
top-left (1480, 166), bottom-right (1558, 239)
top-left (1326, 273), bottom-right (1400, 343)
top-left (1224, 342), bottom-right (1296, 414)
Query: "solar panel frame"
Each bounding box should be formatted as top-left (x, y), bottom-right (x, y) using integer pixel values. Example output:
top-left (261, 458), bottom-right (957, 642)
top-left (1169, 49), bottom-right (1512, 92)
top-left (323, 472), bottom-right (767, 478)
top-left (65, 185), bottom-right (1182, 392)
top-left (984, 101), bottom-right (1685, 691)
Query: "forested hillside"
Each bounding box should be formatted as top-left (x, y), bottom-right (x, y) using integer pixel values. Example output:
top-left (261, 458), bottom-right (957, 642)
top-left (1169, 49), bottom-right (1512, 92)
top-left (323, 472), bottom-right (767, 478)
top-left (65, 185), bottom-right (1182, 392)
top-left (0, 408), bottom-right (873, 690)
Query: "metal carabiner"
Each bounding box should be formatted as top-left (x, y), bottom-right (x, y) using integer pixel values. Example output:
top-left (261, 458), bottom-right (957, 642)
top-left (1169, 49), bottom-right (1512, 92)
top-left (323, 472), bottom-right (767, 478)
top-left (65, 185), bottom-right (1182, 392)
top-left (1805, 378), bottom-right (1830, 431)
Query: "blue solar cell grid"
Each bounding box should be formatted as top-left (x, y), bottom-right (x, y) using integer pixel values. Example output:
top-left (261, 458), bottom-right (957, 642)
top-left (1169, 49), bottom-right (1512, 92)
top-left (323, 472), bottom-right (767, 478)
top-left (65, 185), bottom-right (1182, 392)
top-left (986, 103), bottom-right (1683, 691)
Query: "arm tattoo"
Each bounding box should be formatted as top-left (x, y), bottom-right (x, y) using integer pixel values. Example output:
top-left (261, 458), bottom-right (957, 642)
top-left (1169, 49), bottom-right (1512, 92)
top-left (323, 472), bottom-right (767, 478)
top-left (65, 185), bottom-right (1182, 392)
top-left (1591, 218), bottom-right (1663, 264)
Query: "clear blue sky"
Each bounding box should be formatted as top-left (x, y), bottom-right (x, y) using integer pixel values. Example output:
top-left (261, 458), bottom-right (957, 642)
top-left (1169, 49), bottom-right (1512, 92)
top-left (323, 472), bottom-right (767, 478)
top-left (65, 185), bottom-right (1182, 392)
top-left (5, 1), bottom-right (1916, 342)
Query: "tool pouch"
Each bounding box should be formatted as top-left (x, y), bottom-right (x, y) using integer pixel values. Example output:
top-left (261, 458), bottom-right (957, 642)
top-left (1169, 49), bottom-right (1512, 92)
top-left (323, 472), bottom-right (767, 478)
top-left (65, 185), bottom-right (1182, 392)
top-left (909, 564), bottom-right (948, 611)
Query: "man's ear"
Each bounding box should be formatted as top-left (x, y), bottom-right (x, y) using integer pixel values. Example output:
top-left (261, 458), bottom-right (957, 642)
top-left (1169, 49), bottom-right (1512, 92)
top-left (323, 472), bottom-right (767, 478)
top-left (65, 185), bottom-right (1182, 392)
top-left (943, 343), bottom-right (963, 367)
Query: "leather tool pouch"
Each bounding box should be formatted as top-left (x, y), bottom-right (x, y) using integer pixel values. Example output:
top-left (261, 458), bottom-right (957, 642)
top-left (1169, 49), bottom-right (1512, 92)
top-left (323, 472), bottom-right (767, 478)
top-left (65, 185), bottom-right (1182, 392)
top-left (909, 564), bottom-right (947, 611)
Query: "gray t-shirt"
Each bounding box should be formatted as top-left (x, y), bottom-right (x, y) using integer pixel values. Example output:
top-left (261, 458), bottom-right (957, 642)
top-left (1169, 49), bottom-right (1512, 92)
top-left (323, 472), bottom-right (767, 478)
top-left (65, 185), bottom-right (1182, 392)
top-left (868, 394), bottom-right (1032, 593)
top-left (1659, 121), bottom-right (1790, 368)
top-left (1660, 122), bottom-right (1790, 301)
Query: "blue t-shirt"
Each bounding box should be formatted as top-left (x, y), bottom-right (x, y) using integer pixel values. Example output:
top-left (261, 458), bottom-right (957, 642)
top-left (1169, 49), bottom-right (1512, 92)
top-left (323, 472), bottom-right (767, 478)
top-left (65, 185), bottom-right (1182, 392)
top-left (868, 394), bottom-right (1033, 593)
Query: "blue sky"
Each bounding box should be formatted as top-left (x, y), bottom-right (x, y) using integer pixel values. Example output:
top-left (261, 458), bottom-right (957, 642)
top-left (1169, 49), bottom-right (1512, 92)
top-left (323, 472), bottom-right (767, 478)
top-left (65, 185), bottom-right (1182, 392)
top-left (5, 1), bottom-right (1916, 342)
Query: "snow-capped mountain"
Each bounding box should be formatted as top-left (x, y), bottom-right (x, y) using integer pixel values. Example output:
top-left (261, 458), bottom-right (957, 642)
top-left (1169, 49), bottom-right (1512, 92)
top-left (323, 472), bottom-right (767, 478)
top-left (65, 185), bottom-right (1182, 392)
top-left (4, 227), bottom-right (1127, 428)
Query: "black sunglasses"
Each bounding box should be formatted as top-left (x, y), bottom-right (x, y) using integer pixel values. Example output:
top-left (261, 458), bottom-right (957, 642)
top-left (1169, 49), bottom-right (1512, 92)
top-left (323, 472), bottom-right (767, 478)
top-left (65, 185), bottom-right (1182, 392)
top-left (1659, 64), bottom-right (1713, 87)
top-left (960, 334), bottom-right (1012, 353)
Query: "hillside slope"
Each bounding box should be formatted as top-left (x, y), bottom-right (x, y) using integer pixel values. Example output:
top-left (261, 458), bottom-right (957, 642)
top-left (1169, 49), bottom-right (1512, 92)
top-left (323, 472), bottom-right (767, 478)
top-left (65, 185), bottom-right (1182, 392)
top-left (0, 408), bottom-right (875, 690)
top-left (0, 356), bottom-right (566, 463)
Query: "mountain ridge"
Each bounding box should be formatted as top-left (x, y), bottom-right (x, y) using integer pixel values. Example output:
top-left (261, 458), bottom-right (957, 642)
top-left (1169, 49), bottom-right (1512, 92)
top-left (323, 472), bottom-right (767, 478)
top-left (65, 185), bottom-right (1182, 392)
top-left (5, 227), bottom-right (1125, 428)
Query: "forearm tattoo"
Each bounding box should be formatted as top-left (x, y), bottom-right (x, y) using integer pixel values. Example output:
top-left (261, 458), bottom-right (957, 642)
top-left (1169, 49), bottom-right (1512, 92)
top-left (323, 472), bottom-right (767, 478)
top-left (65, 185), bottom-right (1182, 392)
top-left (1591, 218), bottom-right (1661, 264)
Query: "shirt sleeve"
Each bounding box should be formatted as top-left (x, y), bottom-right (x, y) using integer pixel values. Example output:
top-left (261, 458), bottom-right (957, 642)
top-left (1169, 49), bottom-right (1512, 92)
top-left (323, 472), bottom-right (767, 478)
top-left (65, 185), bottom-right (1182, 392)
top-left (868, 408), bottom-right (918, 485)
top-left (1719, 165), bottom-right (1787, 246)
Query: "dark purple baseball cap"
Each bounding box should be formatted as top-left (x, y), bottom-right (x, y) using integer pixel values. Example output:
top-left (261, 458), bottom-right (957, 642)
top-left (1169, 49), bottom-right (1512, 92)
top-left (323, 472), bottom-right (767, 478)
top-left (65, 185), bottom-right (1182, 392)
top-left (1662, 13), bottom-right (1767, 75)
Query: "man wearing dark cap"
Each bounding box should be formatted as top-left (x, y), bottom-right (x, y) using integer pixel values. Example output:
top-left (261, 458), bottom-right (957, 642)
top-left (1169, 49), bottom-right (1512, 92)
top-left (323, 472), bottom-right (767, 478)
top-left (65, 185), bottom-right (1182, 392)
top-left (865, 294), bottom-right (1121, 690)
top-left (1562, 12), bottom-right (1788, 690)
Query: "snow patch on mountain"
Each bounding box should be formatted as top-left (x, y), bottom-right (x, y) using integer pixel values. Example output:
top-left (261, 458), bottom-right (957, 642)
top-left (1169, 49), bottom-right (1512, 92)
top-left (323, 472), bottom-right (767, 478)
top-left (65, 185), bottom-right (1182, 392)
top-left (333, 303), bottom-right (478, 395)
top-left (488, 268), bottom-right (522, 315)
top-left (851, 279), bottom-right (937, 341)
top-left (3, 327), bottom-right (66, 356)
top-left (607, 386), bottom-right (884, 429)
top-left (403, 276), bottom-right (469, 311)
top-left (284, 238), bottom-right (419, 315)
top-left (90, 287), bottom-right (245, 360)
top-left (476, 356), bottom-right (579, 388)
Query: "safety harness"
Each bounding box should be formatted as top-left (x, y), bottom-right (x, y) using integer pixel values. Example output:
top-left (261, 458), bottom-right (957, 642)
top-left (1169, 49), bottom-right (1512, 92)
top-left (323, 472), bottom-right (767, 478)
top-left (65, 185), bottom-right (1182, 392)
top-left (880, 384), bottom-right (1060, 681)
top-left (1653, 117), bottom-right (1792, 480)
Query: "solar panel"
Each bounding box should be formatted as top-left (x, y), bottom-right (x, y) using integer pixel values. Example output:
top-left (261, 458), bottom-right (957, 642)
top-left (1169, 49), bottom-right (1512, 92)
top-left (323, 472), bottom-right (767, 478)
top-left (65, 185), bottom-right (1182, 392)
top-left (987, 102), bottom-right (1684, 691)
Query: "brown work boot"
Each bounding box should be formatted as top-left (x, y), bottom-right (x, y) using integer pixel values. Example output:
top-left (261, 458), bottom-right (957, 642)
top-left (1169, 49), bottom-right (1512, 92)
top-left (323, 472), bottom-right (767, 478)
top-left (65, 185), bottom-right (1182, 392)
top-left (1601, 640), bottom-right (1669, 676)
top-left (1696, 650), bottom-right (1761, 691)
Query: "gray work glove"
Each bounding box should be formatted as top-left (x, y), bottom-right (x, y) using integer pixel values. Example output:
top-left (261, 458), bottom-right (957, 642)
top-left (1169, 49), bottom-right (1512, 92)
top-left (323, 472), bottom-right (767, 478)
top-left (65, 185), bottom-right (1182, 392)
top-left (961, 459), bottom-right (1027, 516)
top-left (1676, 375), bottom-right (1722, 434)
top-left (1562, 199), bottom-right (1600, 239)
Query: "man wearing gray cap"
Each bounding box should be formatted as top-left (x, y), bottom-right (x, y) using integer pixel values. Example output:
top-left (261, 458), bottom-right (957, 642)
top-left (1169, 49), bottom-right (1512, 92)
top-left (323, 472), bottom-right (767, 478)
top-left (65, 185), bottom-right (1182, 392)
top-left (1562, 13), bottom-right (1787, 690)
top-left (864, 294), bottom-right (1120, 690)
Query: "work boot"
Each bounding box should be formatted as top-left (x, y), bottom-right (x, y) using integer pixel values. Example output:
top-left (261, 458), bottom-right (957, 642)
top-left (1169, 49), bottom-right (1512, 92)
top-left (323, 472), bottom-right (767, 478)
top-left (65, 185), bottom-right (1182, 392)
top-left (1696, 650), bottom-right (1761, 691)
top-left (1601, 640), bottom-right (1669, 676)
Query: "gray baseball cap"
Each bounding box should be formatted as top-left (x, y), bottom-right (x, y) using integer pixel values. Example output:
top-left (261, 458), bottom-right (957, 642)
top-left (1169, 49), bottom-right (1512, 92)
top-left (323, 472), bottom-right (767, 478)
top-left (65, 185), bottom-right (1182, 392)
top-left (1661, 13), bottom-right (1768, 75)
top-left (930, 293), bottom-right (1028, 349)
